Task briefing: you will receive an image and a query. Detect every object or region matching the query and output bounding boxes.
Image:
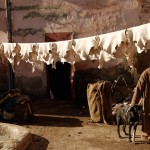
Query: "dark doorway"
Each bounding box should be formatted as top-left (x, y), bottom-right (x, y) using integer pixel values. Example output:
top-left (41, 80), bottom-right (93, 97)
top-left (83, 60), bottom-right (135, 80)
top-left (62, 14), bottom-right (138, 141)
top-left (47, 62), bottom-right (71, 100)
top-left (45, 33), bottom-right (72, 100)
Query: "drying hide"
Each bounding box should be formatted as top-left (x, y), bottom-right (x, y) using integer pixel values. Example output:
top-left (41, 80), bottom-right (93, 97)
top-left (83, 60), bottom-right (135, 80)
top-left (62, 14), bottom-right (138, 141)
top-left (87, 80), bottom-right (114, 124)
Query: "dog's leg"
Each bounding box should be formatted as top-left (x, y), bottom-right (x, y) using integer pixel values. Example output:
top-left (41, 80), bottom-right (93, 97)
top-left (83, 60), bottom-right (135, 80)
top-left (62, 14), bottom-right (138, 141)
top-left (129, 123), bottom-right (133, 142)
top-left (117, 117), bottom-right (122, 138)
top-left (123, 124), bottom-right (128, 135)
top-left (132, 123), bottom-right (138, 144)
top-left (147, 136), bottom-right (150, 144)
top-left (117, 124), bottom-right (122, 138)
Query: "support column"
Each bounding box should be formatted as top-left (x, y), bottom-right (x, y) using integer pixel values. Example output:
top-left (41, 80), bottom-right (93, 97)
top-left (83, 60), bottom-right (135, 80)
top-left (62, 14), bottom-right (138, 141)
top-left (5, 0), bottom-right (15, 90)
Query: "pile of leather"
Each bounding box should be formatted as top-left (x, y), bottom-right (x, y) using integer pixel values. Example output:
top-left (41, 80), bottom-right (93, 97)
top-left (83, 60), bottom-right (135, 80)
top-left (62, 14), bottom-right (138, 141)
top-left (87, 80), bottom-right (114, 124)
top-left (0, 88), bottom-right (33, 123)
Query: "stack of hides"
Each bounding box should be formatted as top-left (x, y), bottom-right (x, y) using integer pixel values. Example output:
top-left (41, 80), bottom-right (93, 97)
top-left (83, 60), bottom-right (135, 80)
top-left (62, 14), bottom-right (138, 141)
top-left (87, 80), bottom-right (114, 124)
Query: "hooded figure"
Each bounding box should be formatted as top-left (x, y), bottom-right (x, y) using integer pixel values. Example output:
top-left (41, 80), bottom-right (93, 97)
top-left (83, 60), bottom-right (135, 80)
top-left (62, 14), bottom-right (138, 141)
top-left (130, 67), bottom-right (150, 140)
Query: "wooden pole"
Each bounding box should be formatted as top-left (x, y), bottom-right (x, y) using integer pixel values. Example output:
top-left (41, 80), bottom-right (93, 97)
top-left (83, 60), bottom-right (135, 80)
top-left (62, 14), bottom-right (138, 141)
top-left (5, 0), bottom-right (15, 90)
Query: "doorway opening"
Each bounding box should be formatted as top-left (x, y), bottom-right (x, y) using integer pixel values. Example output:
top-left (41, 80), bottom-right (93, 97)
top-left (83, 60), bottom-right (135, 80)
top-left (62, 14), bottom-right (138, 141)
top-left (45, 33), bottom-right (73, 101)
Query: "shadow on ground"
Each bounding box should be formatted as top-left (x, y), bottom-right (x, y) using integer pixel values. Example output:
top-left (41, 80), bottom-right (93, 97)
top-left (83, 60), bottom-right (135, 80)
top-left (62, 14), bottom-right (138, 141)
top-left (27, 134), bottom-right (49, 150)
top-left (32, 98), bottom-right (89, 117)
top-left (28, 115), bottom-right (83, 127)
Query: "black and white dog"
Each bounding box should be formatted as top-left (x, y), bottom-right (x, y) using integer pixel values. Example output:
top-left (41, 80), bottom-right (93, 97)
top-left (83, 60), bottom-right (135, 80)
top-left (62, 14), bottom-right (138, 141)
top-left (114, 103), bottom-right (143, 143)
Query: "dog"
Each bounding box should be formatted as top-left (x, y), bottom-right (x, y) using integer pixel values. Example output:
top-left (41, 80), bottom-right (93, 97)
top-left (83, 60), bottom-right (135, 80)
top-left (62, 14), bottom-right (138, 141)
top-left (114, 103), bottom-right (143, 143)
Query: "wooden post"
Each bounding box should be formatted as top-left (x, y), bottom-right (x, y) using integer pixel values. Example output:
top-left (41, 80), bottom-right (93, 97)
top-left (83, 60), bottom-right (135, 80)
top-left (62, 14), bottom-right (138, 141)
top-left (6, 0), bottom-right (15, 90)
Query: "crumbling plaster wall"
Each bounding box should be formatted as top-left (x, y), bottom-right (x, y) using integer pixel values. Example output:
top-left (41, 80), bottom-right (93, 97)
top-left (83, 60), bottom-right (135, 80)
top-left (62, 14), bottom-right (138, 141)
top-left (10, 0), bottom-right (145, 42)
top-left (10, 0), bottom-right (150, 42)
top-left (0, 1), bottom-right (7, 42)
top-left (0, 0), bottom-right (150, 96)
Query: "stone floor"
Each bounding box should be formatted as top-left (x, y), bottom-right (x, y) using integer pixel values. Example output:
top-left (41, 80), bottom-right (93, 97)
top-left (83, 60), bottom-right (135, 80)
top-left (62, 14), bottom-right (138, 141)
top-left (21, 98), bottom-right (150, 150)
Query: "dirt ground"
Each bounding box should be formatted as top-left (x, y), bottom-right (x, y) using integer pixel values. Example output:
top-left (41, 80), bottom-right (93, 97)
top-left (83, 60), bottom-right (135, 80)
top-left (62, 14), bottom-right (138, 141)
top-left (24, 98), bottom-right (150, 150)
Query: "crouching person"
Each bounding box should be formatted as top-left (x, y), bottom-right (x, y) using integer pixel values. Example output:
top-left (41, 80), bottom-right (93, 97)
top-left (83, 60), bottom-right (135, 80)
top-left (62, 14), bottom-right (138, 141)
top-left (130, 67), bottom-right (150, 143)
